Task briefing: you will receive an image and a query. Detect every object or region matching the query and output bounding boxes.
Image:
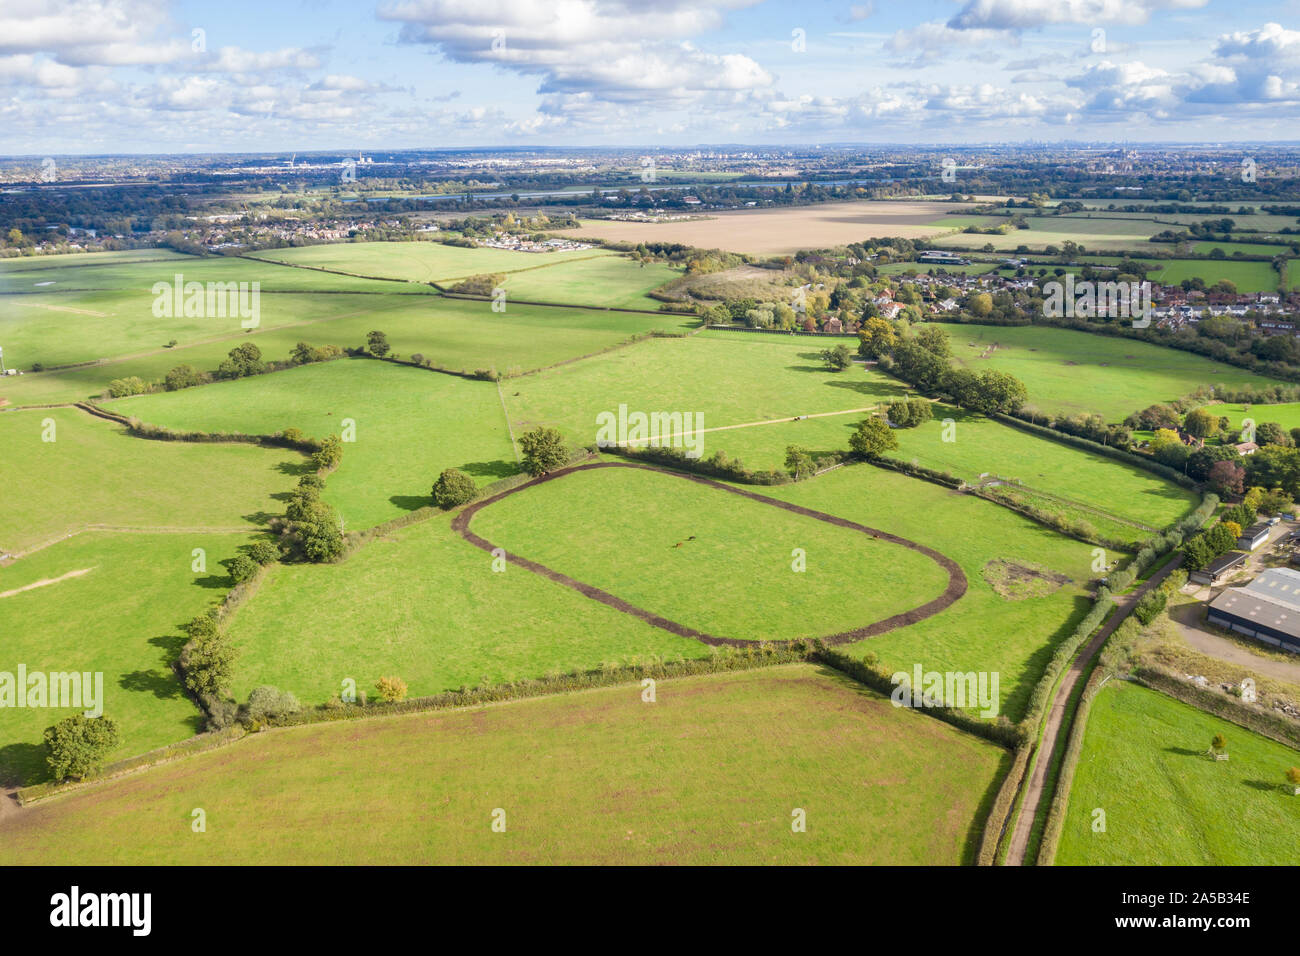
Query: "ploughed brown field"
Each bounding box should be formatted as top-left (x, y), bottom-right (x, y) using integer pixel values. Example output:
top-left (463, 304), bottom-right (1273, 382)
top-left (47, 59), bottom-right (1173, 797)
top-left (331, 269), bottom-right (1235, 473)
top-left (567, 200), bottom-right (975, 255)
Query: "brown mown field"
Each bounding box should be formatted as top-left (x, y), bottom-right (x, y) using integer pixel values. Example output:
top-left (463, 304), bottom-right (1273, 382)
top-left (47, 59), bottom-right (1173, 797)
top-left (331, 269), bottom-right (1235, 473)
top-left (0, 665), bottom-right (1008, 865)
top-left (568, 200), bottom-right (974, 255)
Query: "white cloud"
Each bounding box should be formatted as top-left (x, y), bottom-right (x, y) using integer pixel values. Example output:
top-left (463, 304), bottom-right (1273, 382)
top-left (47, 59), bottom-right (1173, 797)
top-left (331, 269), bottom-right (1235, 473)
top-left (948, 0), bottom-right (1208, 31)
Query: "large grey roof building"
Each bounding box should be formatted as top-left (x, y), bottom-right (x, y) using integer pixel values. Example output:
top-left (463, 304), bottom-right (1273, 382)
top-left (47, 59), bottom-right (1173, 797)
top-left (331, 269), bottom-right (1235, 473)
top-left (1206, 566), bottom-right (1300, 652)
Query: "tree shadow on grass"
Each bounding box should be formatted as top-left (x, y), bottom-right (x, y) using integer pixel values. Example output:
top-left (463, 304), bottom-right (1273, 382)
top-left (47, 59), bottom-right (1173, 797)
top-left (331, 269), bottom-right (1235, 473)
top-left (0, 743), bottom-right (46, 788)
top-left (192, 573), bottom-right (235, 590)
top-left (459, 459), bottom-right (519, 479)
top-left (388, 495), bottom-right (431, 513)
top-left (1243, 779), bottom-right (1281, 792)
top-left (241, 510), bottom-right (280, 526)
top-left (1165, 746), bottom-right (1206, 757)
top-left (275, 459), bottom-right (316, 477)
top-left (118, 669), bottom-right (183, 701)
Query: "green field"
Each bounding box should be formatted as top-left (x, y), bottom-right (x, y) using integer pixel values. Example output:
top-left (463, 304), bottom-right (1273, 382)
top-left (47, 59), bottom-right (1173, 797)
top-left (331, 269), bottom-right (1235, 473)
top-left (1218, 401), bottom-right (1300, 433)
top-left (496, 255), bottom-right (679, 309)
top-left (1192, 240), bottom-right (1298, 258)
top-left (0, 531), bottom-right (259, 786)
top-left (224, 505), bottom-right (699, 706)
top-left (470, 465), bottom-right (952, 642)
top-left (945, 324), bottom-right (1281, 420)
top-left (0, 294), bottom-right (693, 406)
top-left (108, 358), bottom-right (518, 530)
top-left (506, 331), bottom-right (1197, 529)
top-left (247, 241), bottom-right (614, 284)
top-left (0, 406), bottom-right (299, 554)
top-left (938, 215), bottom-right (1164, 252)
top-left (1056, 682), bottom-right (1300, 865)
top-left (1144, 258), bottom-right (1281, 293)
top-left (764, 465), bottom-right (1098, 722)
top-left (0, 664), bottom-right (1008, 864)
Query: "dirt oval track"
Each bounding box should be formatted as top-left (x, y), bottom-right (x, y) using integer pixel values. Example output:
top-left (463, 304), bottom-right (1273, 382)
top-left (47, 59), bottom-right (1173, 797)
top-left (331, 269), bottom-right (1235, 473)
top-left (451, 461), bottom-right (967, 647)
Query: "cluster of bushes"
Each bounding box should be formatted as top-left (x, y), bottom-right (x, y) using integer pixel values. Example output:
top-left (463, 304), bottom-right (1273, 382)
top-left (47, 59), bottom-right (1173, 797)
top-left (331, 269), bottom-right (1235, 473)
top-left (866, 455), bottom-right (964, 489)
top-left (448, 273), bottom-right (506, 296)
top-left (885, 398), bottom-right (933, 428)
top-left (783, 445), bottom-right (844, 480)
top-left (607, 443), bottom-right (790, 485)
top-left (104, 340), bottom-right (344, 401)
top-left (277, 472), bottom-right (345, 563)
top-left (1179, 497), bottom-right (1252, 571)
top-left (977, 486), bottom-right (1134, 550)
top-left (258, 643), bottom-right (815, 730)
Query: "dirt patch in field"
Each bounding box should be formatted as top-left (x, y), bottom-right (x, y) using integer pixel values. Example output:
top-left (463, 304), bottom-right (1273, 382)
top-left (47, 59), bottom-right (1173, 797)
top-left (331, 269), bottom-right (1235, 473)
top-left (981, 559), bottom-right (1071, 601)
top-left (0, 566), bottom-right (95, 599)
top-left (452, 461), bottom-right (966, 647)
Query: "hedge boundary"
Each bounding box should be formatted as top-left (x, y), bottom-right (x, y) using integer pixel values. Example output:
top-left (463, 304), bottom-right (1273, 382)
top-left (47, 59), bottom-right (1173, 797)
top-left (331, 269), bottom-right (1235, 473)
top-left (1034, 668), bottom-right (1112, 866)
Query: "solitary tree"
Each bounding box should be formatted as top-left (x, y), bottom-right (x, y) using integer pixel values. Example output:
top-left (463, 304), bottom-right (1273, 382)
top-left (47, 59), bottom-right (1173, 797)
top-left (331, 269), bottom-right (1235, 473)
top-left (820, 344), bottom-right (853, 372)
top-left (848, 417), bottom-right (899, 459)
top-left (1210, 733), bottom-right (1227, 757)
top-left (432, 468), bottom-right (478, 509)
top-left (376, 676), bottom-right (408, 703)
top-left (1287, 767), bottom-right (1300, 795)
top-left (44, 715), bottom-right (120, 781)
top-left (366, 330), bottom-right (391, 358)
top-left (518, 426), bottom-right (569, 476)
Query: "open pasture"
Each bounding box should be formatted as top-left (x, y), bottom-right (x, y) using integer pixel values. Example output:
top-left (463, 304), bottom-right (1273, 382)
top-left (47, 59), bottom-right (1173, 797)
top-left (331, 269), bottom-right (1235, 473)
top-left (0, 664), bottom-right (1008, 865)
top-left (1, 294), bottom-right (692, 406)
top-left (764, 465), bottom-right (1098, 723)
top-left (937, 215), bottom-right (1164, 252)
top-left (0, 532), bottom-right (260, 786)
top-left (0, 406), bottom-right (299, 555)
top-left (564, 201), bottom-right (980, 255)
top-left (945, 324), bottom-right (1280, 420)
top-left (466, 464), bottom-right (955, 643)
top-left (1056, 681), bottom-right (1300, 865)
top-left (506, 330), bottom-right (1198, 530)
top-left (110, 358), bottom-right (518, 530)
top-left (1143, 257), bottom-right (1281, 293)
top-left (247, 241), bottom-right (612, 284)
top-left (224, 509), bottom-right (700, 706)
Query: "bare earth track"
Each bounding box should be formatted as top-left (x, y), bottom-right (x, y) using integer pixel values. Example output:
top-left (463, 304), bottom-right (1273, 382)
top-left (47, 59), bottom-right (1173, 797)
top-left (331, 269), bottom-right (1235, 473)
top-left (452, 461), bottom-right (966, 647)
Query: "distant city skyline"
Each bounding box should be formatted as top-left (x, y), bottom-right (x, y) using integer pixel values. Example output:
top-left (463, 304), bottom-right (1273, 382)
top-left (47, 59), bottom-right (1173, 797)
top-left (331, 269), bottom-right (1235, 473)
top-left (2, 0), bottom-right (1298, 154)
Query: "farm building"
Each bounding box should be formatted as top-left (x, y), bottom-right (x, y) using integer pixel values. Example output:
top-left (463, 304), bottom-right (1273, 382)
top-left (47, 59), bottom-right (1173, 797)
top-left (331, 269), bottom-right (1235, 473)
top-left (1206, 566), bottom-right (1300, 653)
top-left (1189, 550), bottom-right (1247, 586)
top-left (1237, 522), bottom-right (1271, 551)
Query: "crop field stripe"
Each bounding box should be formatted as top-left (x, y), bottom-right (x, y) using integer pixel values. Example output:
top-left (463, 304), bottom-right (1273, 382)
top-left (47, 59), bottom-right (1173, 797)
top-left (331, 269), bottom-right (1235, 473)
top-left (452, 461), bottom-right (967, 646)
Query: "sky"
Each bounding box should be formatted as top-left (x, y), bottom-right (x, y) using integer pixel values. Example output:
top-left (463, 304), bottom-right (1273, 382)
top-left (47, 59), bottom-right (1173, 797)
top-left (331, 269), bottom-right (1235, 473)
top-left (2, 0), bottom-right (1299, 154)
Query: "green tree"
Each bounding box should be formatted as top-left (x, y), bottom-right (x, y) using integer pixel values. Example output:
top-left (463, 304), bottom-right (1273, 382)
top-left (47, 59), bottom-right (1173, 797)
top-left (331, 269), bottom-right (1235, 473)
top-left (820, 344), bottom-right (853, 371)
top-left (518, 426), bottom-right (569, 476)
top-left (245, 686), bottom-right (300, 722)
top-left (299, 499), bottom-right (344, 562)
top-left (432, 468), bottom-right (479, 509)
top-left (857, 316), bottom-right (896, 358)
top-left (366, 330), bottom-right (391, 358)
top-left (179, 614), bottom-right (237, 699)
top-left (312, 434), bottom-right (344, 471)
top-left (44, 715), bottom-right (120, 781)
top-left (848, 417), bottom-right (899, 458)
top-left (785, 445), bottom-right (815, 479)
top-left (1183, 406), bottom-right (1220, 440)
top-left (217, 342), bottom-right (264, 380)
top-left (225, 553), bottom-right (259, 584)
top-left (163, 364), bottom-right (202, 391)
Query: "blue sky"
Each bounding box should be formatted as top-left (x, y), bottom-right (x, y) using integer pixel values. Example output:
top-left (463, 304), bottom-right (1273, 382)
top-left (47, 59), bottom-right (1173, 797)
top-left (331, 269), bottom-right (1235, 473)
top-left (2, 0), bottom-right (1299, 154)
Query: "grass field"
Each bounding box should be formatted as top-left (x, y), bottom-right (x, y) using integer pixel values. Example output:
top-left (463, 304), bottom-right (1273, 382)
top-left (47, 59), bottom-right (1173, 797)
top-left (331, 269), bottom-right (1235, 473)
top-left (1218, 401), bottom-right (1300, 433)
top-left (1192, 240), bottom-right (1298, 258)
top-left (0, 664), bottom-right (1008, 864)
top-left (108, 358), bottom-right (518, 530)
top-left (0, 294), bottom-right (694, 406)
top-left (0, 531), bottom-right (259, 786)
top-left (247, 241), bottom-right (614, 283)
top-left (944, 324), bottom-right (1280, 420)
top-left (764, 465), bottom-right (1099, 722)
top-left (0, 406), bottom-right (300, 554)
top-left (224, 507), bottom-right (700, 706)
top-left (1056, 681), bottom-right (1300, 865)
top-left (506, 330), bottom-right (1198, 529)
top-left (938, 215), bottom-right (1164, 252)
top-left (1144, 258), bottom-right (1281, 293)
top-left (470, 465), bottom-right (952, 642)
top-left (495, 255), bottom-right (679, 309)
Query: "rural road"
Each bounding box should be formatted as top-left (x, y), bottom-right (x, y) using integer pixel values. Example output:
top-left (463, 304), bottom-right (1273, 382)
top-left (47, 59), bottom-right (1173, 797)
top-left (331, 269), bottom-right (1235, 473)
top-left (1005, 552), bottom-right (1186, 866)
